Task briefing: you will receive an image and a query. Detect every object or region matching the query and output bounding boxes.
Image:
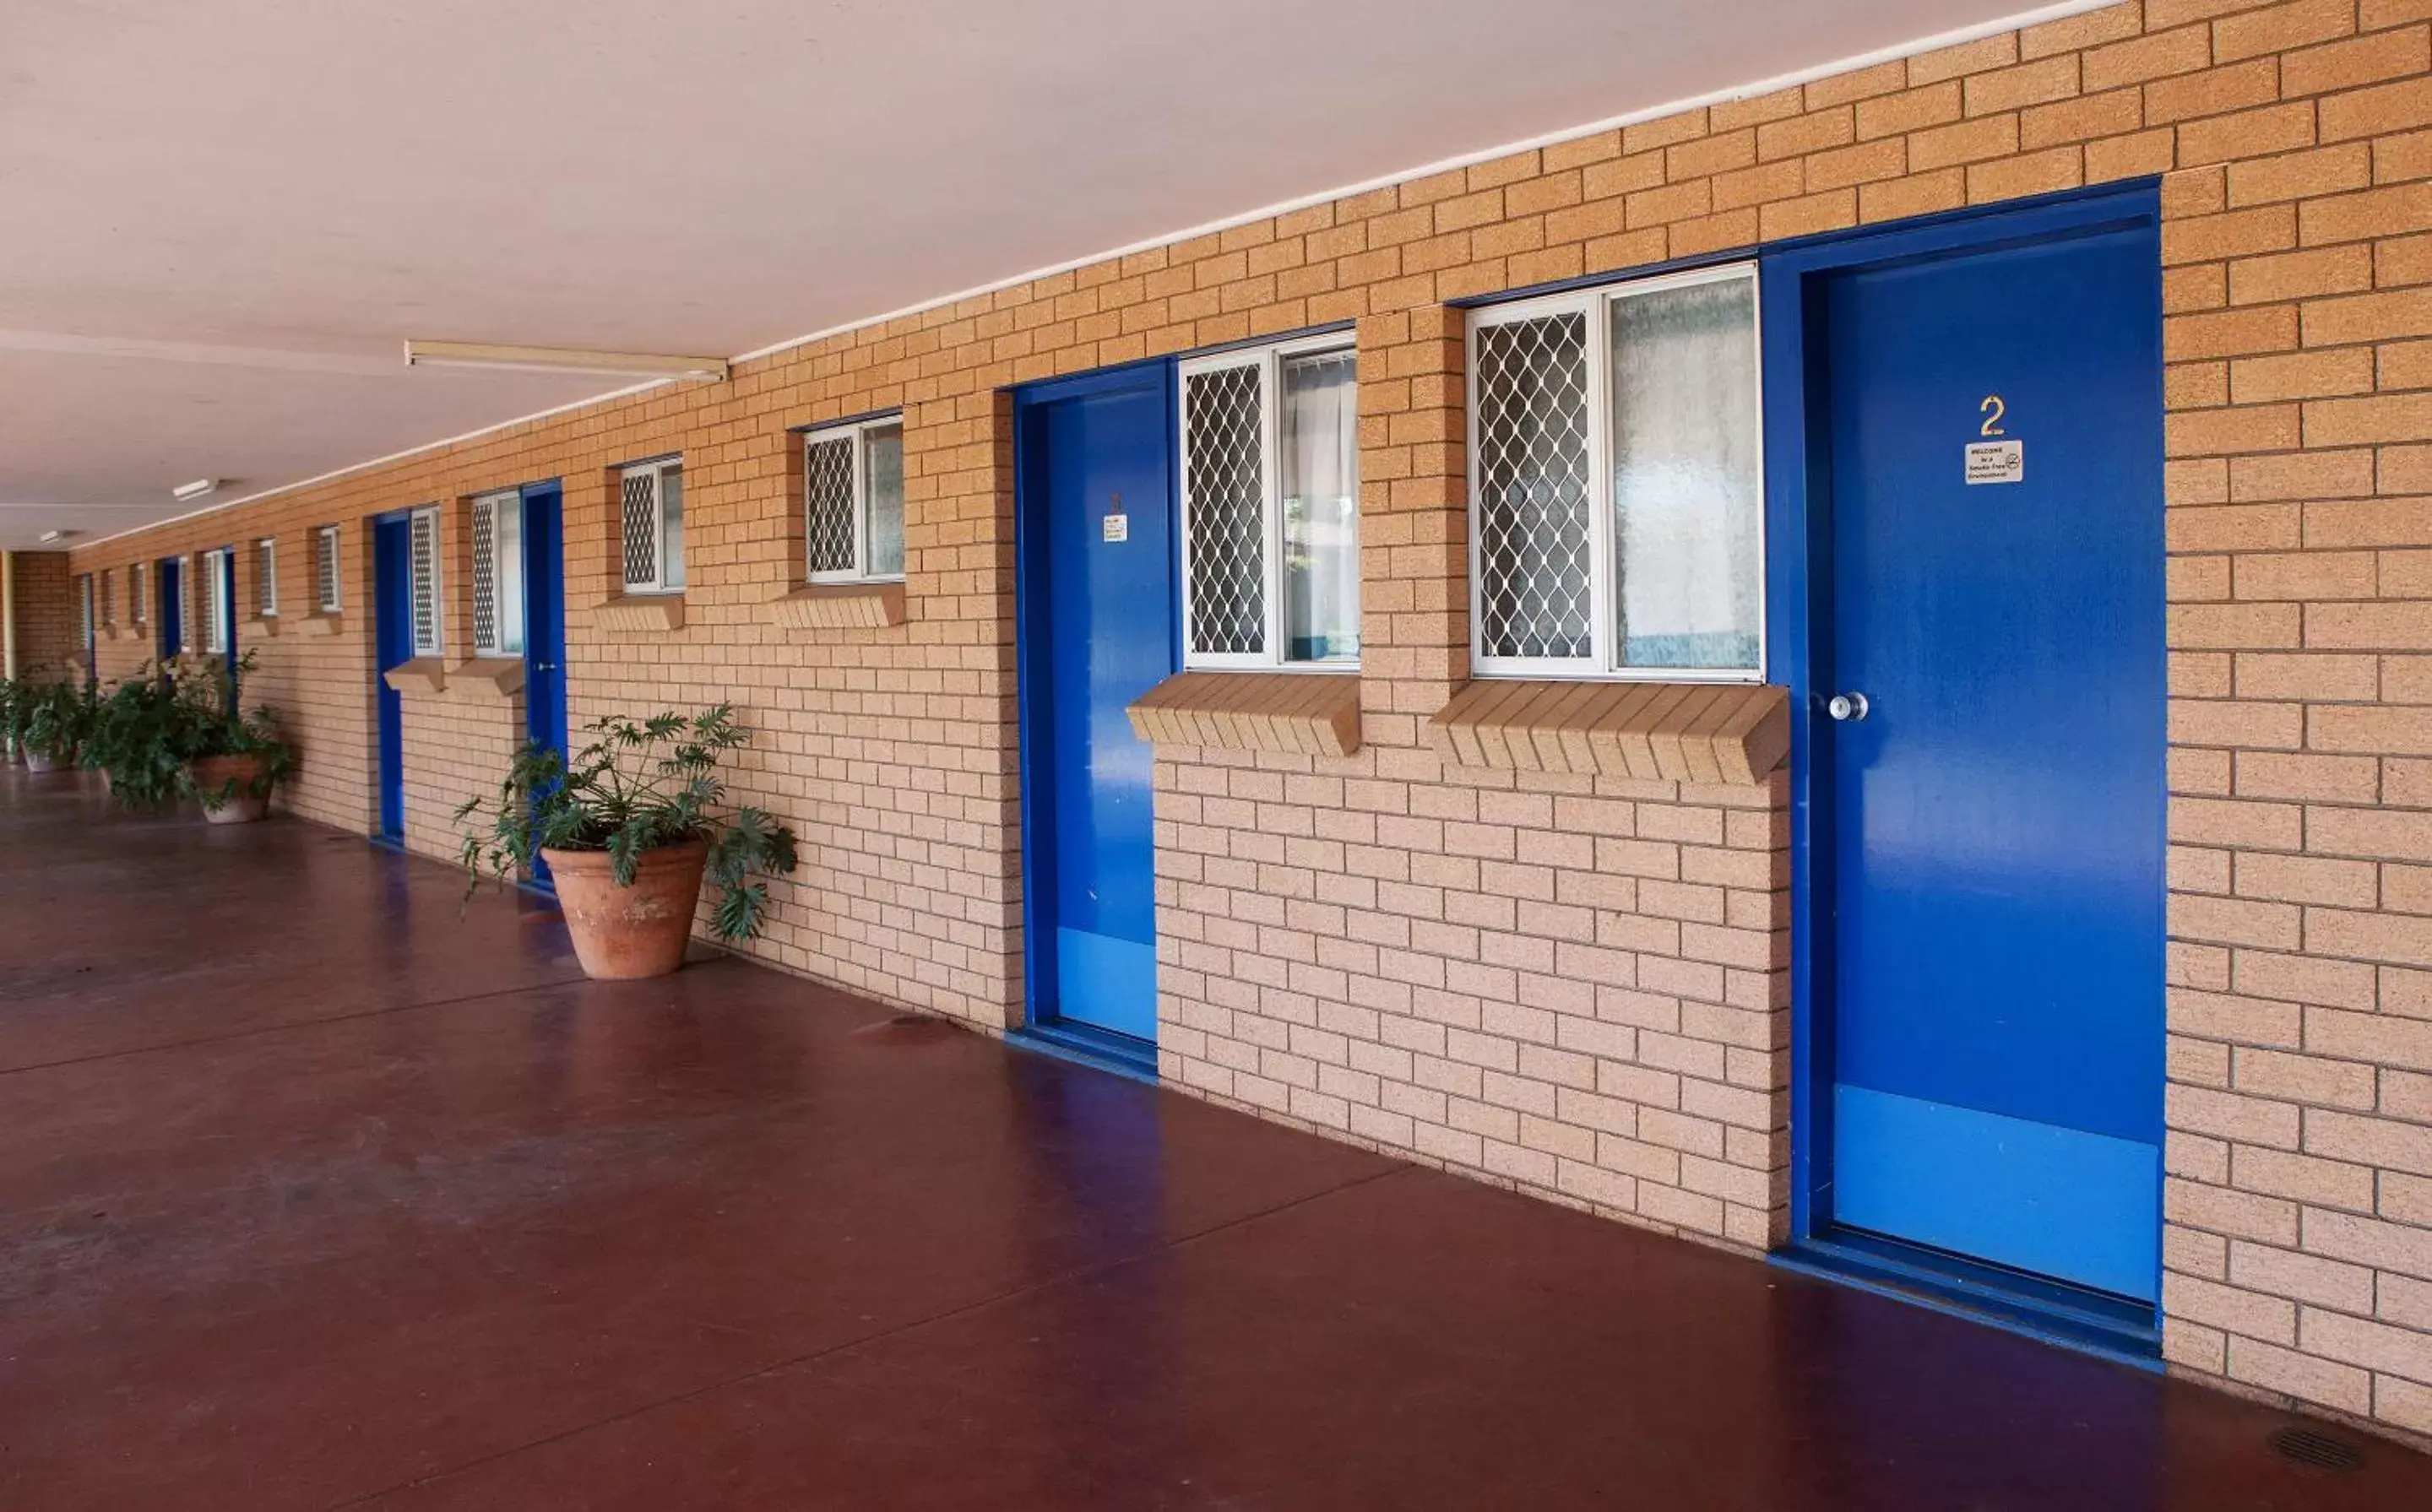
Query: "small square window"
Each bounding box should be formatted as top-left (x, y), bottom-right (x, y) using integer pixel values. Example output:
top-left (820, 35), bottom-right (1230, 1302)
top-left (314, 525), bottom-right (342, 613)
top-left (1178, 334), bottom-right (1360, 670)
top-left (1468, 263), bottom-right (1763, 680)
top-left (619, 458), bottom-right (684, 594)
top-left (801, 415), bottom-right (904, 584)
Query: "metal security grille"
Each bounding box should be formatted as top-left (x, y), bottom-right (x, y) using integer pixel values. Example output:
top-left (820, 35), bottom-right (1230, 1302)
top-left (470, 498), bottom-right (498, 653)
top-left (621, 469), bottom-right (660, 588)
top-left (315, 527), bottom-right (340, 611)
top-left (204, 552), bottom-right (229, 653)
top-left (100, 569), bottom-right (115, 626)
top-left (1474, 312), bottom-right (1593, 661)
top-left (1184, 362), bottom-right (1266, 656)
top-left (131, 562), bottom-right (146, 625)
top-left (804, 435), bottom-right (857, 575)
top-left (409, 509), bottom-right (441, 653)
top-left (79, 576), bottom-right (93, 649)
top-left (256, 540), bottom-right (277, 615)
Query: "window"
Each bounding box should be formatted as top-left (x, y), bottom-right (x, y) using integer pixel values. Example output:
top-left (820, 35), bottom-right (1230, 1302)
top-left (314, 525), bottom-right (342, 612)
top-left (618, 457), bottom-right (684, 594)
top-left (1178, 333), bottom-right (1360, 669)
top-left (200, 548), bottom-right (232, 655)
top-left (470, 490), bottom-right (526, 656)
top-left (409, 506), bottom-right (442, 655)
top-left (130, 561), bottom-right (147, 626)
top-left (801, 415), bottom-right (904, 583)
top-left (78, 574), bottom-right (95, 656)
top-left (1468, 263), bottom-right (1763, 680)
top-left (100, 568), bottom-right (116, 626)
top-left (254, 539), bottom-right (278, 616)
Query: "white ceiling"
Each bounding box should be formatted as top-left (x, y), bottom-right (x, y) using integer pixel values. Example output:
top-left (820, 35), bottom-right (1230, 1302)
top-left (0, 0), bottom-right (2066, 550)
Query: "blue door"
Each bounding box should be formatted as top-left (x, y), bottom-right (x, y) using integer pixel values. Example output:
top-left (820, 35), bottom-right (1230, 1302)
top-left (519, 484), bottom-right (569, 886)
top-left (372, 516), bottom-right (413, 842)
top-left (1816, 218), bottom-right (2165, 1302)
top-left (155, 556), bottom-right (182, 666)
top-left (1014, 364), bottom-right (1178, 1047)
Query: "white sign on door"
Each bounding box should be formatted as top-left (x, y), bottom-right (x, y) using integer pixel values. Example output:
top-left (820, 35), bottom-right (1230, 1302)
top-left (1964, 439), bottom-right (2024, 485)
top-left (1101, 512), bottom-right (1129, 543)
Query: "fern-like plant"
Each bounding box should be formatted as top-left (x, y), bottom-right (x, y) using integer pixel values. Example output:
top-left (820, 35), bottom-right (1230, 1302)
top-left (457, 704), bottom-right (799, 942)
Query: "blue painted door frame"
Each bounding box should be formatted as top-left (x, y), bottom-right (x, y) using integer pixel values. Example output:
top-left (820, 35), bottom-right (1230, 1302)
top-left (372, 513), bottom-right (414, 842)
top-left (155, 555), bottom-right (182, 668)
top-left (1011, 358), bottom-right (1182, 1059)
top-left (214, 545), bottom-right (240, 703)
top-left (519, 483), bottom-right (569, 887)
top-left (1760, 181), bottom-right (2167, 1322)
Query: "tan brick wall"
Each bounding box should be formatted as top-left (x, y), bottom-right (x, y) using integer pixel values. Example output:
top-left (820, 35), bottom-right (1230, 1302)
top-left (7, 552), bottom-right (80, 683)
top-left (60, 0), bottom-right (2432, 1440)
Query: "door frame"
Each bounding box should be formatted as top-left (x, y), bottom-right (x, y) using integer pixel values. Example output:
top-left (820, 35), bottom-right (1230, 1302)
top-left (371, 510), bottom-right (416, 843)
top-left (1007, 356), bottom-right (1181, 1068)
top-left (155, 555), bottom-right (182, 667)
top-left (517, 480), bottom-right (568, 888)
top-left (1758, 180), bottom-right (2168, 1344)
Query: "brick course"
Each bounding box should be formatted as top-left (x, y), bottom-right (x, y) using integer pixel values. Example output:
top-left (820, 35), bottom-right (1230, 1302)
top-left (51, 0), bottom-right (2432, 1444)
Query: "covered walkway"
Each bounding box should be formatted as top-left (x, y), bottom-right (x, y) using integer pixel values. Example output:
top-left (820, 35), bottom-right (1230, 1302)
top-left (3, 769), bottom-right (2426, 1510)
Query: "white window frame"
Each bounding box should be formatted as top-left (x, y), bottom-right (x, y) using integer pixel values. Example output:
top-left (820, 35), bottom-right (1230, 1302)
top-left (255, 538), bottom-right (278, 617)
top-left (78, 573), bottom-right (95, 654)
top-left (618, 456), bottom-right (684, 595)
top-left (130, 561), bottom-right (147, 626)
top-left (408, 506), bottom-right (443, 656)
top-left (314, 524), bottom-right (342, 613)
top-left (801, 414), bottom-right (905, 585)
top-left (1176, 331), bottom-right (1360, 674)
top-left (199, 547), bottom-right (233, 655)
top-left (470, 489), bottom-right (524, 657)
top-left (1465, 261), bottom-right (1765, 683)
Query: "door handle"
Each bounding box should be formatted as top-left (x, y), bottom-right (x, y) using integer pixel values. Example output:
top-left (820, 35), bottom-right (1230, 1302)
top-left (535, 661), bottom-right (559, 672)
top-left (1826, 691), bottom-right (1870, 722)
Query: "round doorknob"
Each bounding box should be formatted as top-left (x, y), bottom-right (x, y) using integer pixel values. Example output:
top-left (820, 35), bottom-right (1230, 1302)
top-left (1826, 691), bottom-right (1870, 722)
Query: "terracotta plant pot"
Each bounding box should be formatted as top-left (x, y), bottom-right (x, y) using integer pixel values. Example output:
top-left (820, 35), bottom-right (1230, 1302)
top-left (189, 753), bottom-right (272, 824)
top-left (540, 840), bottom-right (708, 980)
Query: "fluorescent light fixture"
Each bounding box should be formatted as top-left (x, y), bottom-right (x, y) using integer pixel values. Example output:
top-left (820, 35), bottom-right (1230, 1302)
top-left (37, 528), bottom-right (79, 545)
top-left (171, 478), bottom-right (220, 502)
top-left (403, 339), bottom-right (728, 382)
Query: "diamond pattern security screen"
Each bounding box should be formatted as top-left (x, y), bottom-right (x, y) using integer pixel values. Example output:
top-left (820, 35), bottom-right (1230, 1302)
top-left (202, 552), bottom-right (229, 653)
top-left (1474, 312), bottom-right (1593, 662)
top-left (1184, 362), bottom-right (1266, 657)
top-left (79, 575), bottom-right (93, 651)
top-left (470, 498), bottom-right (499, 653)
top-left (804, 435), bottom-right (855, 575)
top-left (256, 540), bottom-right (277, 615)
top-left (131, 562), bottom-right (146, 625)
top-left (409, 508), bottom-right (441, 654)
top-left (100, 569), bottom-right (115, 626)
top-left (315, 528), bottom-right (340, 611)
top-left (621, 468), bottom-right (660, 588)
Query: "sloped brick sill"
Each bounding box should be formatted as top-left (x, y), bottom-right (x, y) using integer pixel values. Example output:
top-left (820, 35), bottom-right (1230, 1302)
top-left (448, 658), bottom-right (525, 699)
top-left (598, 594), bottom-right (685, 632)
top-left (247, 615), bottom-right (280, 638)
top-left (296, 614), bottom-right (343, 637)
top-left (100, 625), bottom-right (126, 642)
top-left (770, 582), bottom-right (905, 631)
top-left (381, 657), bottom-right (448, 696)
top-left (1126, 671), bottom-right (1361, 757)
top-left (1430, 680), bottom-right (1789, 785)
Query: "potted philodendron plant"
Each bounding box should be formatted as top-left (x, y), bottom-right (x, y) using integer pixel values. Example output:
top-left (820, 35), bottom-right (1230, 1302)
top-left (19, 676), bottom-right (97, 775)
top-left (1, 675), bottom-right (30, 765)
top-left (457, 705), bottom-right (799, 979)
top-left (86, 653), bottom-right (294, 819)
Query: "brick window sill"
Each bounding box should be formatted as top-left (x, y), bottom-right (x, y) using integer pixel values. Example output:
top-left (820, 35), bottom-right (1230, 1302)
top-left (380, 656), bottom-right (448, 696)
top-left (246, 615), bottom-right (281, 638)
top-left (768, 582), bottom-right (905, 631)
top-left (447, 657), bottom-right (525, 700)
top-left (100, 624), bottom-right (127, 642)
top-left (1429, 680), bottom-right (1789, 785)
top-left (598, 593), bottom-right (686, 633)
top-left (1126, 671), bottom-right (1362, 757)
top-left (295, 613), bottom-right (344, 637)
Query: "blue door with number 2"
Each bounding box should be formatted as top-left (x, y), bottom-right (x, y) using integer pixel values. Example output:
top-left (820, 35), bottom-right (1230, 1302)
top-left (1805, 205), bottom-right (2166, 1303)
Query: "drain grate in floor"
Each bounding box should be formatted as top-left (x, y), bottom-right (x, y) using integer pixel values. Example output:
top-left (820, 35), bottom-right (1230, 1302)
top-left (2267, 1425), bottom-right (2365, 1474)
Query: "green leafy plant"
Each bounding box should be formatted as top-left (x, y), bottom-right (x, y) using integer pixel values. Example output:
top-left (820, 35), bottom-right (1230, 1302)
top-left (20, 675), bottom-right (99, 764)
top-left (85, 652), bottom-right (294, 811)
top-left (1, 674), bottom-right (32, 756)
top-left (457, 704), bottom-right (799, 942)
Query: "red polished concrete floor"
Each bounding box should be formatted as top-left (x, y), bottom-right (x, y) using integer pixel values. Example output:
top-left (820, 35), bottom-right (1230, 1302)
top-left (4, 767), bottom-right (2429, 1510)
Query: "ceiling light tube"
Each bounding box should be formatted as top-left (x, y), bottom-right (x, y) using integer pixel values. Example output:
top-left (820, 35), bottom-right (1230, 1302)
top-left (403, 339), bottom-right (728, 382)
top-left (171, 478), bottom-right (220, 502)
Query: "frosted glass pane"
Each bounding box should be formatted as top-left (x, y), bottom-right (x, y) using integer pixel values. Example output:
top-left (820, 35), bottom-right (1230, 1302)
top-left (1608, 277), bottom-right (1762, 672)
top-left (495, 496), bottom-right (525, 655)
top-left (660, 464), bottom-right (686, 591)
top-left (865, 423), bottom-right (904, 578)
top-left (1280, 349), bottom-right (1359, 664)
